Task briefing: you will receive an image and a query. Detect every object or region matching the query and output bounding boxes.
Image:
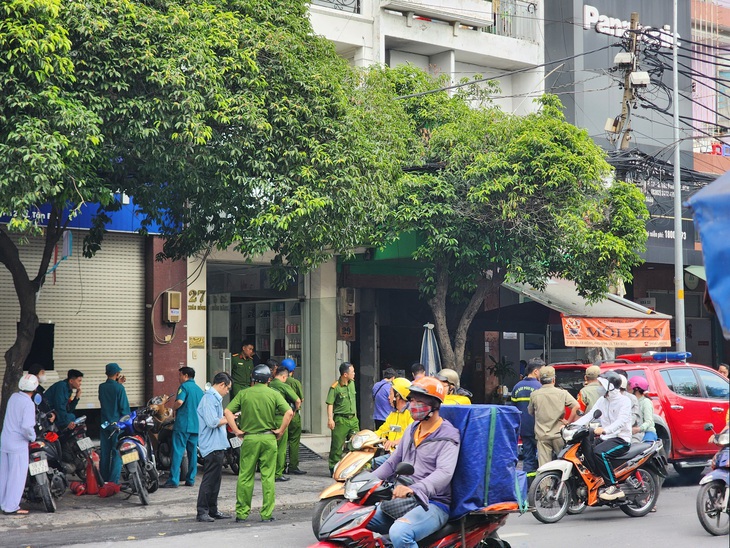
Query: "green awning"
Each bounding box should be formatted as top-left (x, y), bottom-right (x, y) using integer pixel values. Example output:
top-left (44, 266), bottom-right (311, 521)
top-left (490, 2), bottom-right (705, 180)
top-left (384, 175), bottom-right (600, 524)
top-left (685, 265), bottom-right (706, 281)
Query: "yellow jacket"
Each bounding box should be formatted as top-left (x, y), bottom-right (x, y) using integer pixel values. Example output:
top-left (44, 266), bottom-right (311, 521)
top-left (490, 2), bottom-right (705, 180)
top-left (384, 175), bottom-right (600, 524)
top-left (444, 394), bottom-right (471, 405)
top-left (375, 409), bottom-right (414, 442)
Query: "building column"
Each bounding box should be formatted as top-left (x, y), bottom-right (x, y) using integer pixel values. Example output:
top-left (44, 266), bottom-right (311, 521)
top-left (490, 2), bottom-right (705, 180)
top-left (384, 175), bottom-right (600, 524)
top-left (144, 237), bottom-right (188, 401)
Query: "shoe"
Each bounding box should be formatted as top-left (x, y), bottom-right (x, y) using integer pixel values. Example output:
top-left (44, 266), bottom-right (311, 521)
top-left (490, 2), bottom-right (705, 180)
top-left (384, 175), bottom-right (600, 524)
top-left (599, 485), bottom-right (625, 501)
top-left (289, 468), bottom-right (307, 475)
top-left (261, 516), bottom-right (276, 522)
top-left (184, 482), bottom-right (195, 487)
top-left (235, 517), bottom-right (248, 523)
top-left (209, 511), bottom-right (231, 520)
top-left (329, 468), bottom-right (335, 477)
top-left (161, 482), bottom-right (178, 489)
top-left (275, 475), bottom-right (290, 482)
top-left (196, 514), bottom-right (215, 523)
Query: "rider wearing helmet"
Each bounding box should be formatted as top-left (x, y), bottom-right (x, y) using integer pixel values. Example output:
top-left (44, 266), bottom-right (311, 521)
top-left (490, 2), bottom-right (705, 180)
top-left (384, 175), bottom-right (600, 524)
top-left (374, 377), bottom-right (414, 453)
top-left (571, 370), bottom-right (632, 501)
top-left (368, 376), bottom-right (461, 547)
top-left (628, 376), bottom-right (657, 442)
top-left (435, 369), bottom-right (472, 405)
top-left (224, 364), bottom-right (293, 522)
top-left (280, 358), bottom-right (307, 475)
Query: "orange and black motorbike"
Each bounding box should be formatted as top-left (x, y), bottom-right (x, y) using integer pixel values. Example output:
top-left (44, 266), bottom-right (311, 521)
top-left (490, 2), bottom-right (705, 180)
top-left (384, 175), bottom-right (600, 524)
top-left (528, 410), bottom-right (668, 523)
top-left (312, 429), bottom-right (386, 536)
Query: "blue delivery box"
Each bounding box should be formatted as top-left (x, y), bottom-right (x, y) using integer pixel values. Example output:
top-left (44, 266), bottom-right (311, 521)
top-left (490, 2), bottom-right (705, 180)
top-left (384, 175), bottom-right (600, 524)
top-left (439, 405), bottom-right (525, 519)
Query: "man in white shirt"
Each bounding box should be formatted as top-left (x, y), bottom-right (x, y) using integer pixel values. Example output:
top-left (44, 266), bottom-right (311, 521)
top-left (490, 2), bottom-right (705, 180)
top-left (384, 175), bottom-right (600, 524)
top-left (571, 370), bottom-right (631, 501)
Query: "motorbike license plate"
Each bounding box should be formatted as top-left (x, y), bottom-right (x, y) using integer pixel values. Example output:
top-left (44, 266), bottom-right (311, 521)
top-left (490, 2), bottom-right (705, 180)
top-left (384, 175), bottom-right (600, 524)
top-left (229, 436), bottom-right (242, 449)
top-left (121, 451), bottom-right (139, 464)
top-left (29, 460), bottom-right (49, 476)
top-left (77, 437), bottom-right (94, 451)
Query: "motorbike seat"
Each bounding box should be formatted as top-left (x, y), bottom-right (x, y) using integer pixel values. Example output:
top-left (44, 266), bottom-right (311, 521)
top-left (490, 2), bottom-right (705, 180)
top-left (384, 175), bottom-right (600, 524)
top-left (417, 515), bottom-right (485, 547)
top-left (609, 442), bottom-right (653, 462)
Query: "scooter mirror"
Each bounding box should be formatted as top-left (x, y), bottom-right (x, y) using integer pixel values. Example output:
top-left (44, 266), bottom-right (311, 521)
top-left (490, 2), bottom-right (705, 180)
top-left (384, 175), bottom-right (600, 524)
top-left (33, 393), bottom-right (42, 405)
top-left (592, 409), bottom-right (602, 420)
top-left (395, 462), bottom-right (414, 476)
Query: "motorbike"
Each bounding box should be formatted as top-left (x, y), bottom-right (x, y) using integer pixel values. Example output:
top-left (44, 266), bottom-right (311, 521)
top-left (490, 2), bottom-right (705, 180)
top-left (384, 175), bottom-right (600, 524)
top-left (58, 415), bottom-right (104, 487)
top-left (696, 422), bottom-right (729, 536)
top-left (310, 462), bottom-right (516, 548)
top-left (197, 414), bottom-right (241, 476)
top-left (147, 395), bottom-right (190, 478)
top-left (103, 407), bottom-right (160, 505)
top-left (24, 395), bottom-right (68, 512)
top-left (313, 429), bottom-right (386, 536)
top-left (528, 410), bottom-right (668, 523)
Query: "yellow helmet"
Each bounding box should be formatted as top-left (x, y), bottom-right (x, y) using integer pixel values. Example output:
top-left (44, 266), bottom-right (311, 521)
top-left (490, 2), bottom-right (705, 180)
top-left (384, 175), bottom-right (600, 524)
top-left (391, 377), bottom-right (411, 400)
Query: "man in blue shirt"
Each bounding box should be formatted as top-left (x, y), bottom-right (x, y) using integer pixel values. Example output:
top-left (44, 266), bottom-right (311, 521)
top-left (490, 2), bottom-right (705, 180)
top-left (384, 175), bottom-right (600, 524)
top-left (195, 372), bottom-right (241, 522)
top-left (44, 369), bottom-right (84, 431)
top-left (372, 368), bottom-right (396, 430)
top-left (163, 367), bottom-right (204, 488)
top-left (511, 358), bottom-right (543, 483)
top-left (99, 363), bottom-right (130, 483)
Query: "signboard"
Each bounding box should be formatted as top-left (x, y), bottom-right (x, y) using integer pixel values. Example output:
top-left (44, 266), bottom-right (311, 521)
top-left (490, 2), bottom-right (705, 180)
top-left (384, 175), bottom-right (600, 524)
top-left (337, 315), bottom-right (356, 341)
top-left (561, 316), bottom-right (670, 347)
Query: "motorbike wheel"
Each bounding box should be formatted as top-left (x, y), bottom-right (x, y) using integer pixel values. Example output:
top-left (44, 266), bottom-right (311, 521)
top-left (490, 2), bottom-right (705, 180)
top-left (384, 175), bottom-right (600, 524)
top-left (128, 462), bottom-right (150, 506)
top-left (40, 481), bottom-right (56, 513)
top-left (620, 468), bottom-right (659, 517)
top-left (696, 480), bottom-right (729, 536)
top-left (528, 471), bottom-right (569, 524)
top-left (157, 442), bottom-right (171, 470)
top-left (145, 461), bottom-right (160, 493)
top-left (567, 495), bottom-right (587, 515)
top-left (230, 448), bottom-right (240, 475)
top-left (312, 496), bottom-right (346, 537)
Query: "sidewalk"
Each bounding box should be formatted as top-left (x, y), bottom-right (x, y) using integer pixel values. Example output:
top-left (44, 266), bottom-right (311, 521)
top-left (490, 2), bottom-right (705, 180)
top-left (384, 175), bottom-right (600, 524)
top-left (0, 456), bottom-right (333, 533)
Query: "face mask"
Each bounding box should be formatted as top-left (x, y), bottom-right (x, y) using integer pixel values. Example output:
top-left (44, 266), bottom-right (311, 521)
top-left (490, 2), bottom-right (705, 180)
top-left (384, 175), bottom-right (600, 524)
top-left (409, 401), bottom-right (432, 422)
top-left (38, 374), bottom-right (47, 384)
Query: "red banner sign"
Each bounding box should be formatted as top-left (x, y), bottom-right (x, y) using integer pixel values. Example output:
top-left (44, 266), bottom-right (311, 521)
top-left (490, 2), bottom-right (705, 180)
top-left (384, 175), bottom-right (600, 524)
top-left (561, 316), bottom-right (670, 348)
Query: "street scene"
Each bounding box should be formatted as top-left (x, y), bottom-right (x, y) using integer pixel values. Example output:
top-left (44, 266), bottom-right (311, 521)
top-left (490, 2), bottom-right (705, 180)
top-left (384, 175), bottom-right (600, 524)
top-left (1, 0), bottom-right (730, 547)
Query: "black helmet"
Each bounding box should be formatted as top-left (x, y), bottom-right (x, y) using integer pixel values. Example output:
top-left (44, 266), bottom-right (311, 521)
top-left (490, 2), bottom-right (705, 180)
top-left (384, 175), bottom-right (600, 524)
top-left (599, 370), bottom-right (622, 392)
top-left (251, 364), bottom-right (272, 384)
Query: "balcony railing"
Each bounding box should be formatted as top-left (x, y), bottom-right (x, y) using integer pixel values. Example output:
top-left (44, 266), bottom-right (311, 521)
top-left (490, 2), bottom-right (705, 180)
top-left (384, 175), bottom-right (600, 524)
top-left (489, 0), bottom-right (539, 43)
top-left (311, 0), bottom-right (361, 14)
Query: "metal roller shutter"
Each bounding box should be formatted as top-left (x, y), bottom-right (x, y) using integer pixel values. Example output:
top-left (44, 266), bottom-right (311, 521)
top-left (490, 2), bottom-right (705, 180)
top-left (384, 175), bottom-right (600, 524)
top-left (0, 230), bottom-right (145, 409)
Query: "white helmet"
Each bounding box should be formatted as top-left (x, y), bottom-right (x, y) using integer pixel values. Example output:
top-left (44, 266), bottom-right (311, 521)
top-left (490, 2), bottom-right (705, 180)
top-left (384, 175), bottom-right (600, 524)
top-left (19, 373), bottom-right (39, 392)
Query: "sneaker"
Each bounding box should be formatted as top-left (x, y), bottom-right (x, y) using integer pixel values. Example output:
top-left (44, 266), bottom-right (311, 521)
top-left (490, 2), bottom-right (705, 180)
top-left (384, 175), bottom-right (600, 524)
top-left (289, 468), bottom-right (307, 475)
top-left (184, 482), bottom-right (195, 487)
top-left (235, 516), bottom-right (248, 523)
top-left (599, 485), bottom-right (626, 501)
top-left (196, 514), bottom-right (215, 523)
top-left (161, 482), bottom-right (178, 489)
top-left (261, 516), bottom-right (276, 522)
top-left (275, 476), bottom-right (290, 482)
top-left (209, 511), bottom-right (231, 519)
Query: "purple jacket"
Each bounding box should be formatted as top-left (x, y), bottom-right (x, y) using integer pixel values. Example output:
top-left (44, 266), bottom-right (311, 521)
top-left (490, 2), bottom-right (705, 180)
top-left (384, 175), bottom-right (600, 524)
top-left (373, 418), bottom-right (460, 508)
top-left (372, 379), bottom-right (392, 422)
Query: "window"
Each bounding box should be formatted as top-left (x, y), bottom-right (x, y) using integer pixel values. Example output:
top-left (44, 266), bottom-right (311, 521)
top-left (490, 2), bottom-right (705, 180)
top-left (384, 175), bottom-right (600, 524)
top-left (696, 369), bottom-right (730, 400)
top-left (626, 369), bottom-right (648, 390)
top-left (660, 369), bottom-right (700, 398)
top-left (555, 367), bottom-right (588, 398)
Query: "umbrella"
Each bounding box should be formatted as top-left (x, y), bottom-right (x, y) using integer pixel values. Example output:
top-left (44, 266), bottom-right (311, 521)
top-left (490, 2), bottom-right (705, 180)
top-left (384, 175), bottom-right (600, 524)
top-left (420, 323), bottom-right (442, 376)
top-left (688, 170), bottom-right (730, 339)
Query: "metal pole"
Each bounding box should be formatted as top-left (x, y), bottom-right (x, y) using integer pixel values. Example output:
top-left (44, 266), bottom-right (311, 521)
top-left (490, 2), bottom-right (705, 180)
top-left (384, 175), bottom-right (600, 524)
top-left (672, 0), bottom-right (686, 352)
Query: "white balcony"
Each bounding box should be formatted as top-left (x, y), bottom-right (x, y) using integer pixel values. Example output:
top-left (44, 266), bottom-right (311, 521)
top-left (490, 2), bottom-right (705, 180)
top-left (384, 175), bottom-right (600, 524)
top-left (381, 0), bottom-right (493, 28)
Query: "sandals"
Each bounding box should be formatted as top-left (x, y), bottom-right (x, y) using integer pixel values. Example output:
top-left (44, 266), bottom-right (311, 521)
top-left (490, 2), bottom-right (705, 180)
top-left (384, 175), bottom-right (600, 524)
top-left (3, 509), bottom-right (29, 515)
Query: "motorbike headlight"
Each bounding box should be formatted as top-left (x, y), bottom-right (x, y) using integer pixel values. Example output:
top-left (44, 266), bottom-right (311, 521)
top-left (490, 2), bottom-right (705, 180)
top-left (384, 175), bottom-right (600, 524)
top-left (562, 426), bottom-right (576, 442)
top-left (331, 507), bottom-right (371, 536)
top-left (716, 431), bottom-right (729, 446)
top-left (344, 479), bottom-right (369, 500)
top-left (338, 462), bottom-right (362, 480)
top-left (351, 434), bottom-right (367, 450)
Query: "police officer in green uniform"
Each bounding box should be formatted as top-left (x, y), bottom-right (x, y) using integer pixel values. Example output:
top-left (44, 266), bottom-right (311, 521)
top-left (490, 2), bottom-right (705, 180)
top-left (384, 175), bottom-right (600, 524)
top-left (163, 367), bottom-right (204, 488)
top-left (230, 341), bottom-right (258, 398)
top-left (269, 362), bottom-right (300, 482)
top-left (99, 363), bottom-right (130, 483)
top-left (282, 358), bottom-right (306, 475)
top-left (224, 364), bottom-right (293, 522)
top-left (326, 362), bottom-right (359, 475)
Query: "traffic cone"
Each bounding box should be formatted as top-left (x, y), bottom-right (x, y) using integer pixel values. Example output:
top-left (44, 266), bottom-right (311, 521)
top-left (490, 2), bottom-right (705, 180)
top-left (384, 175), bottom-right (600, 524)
top-left (84, 452), bottom-right (100, 495)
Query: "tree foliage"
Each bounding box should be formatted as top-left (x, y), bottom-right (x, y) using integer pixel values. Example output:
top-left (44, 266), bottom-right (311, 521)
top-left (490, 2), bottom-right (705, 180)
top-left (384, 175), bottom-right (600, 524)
top-left (0, 0), bottom-right (414, 420)
top-left (389, 67), bottom-right (648, 373)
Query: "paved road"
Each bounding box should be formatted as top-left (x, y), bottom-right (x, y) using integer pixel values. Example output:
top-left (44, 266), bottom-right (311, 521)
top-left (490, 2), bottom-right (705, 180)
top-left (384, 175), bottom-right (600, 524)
top-left (4, 473), bottom-right (726, 548)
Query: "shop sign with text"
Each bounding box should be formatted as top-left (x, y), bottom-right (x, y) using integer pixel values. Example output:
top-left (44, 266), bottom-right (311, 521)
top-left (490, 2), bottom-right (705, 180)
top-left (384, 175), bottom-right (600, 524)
top-left (562, 316), bottom-right (670, 347)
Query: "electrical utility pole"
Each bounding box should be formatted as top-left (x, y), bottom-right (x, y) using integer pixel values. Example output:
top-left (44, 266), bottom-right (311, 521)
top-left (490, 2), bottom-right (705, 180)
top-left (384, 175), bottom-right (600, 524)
top-left (672, 0), bottom-right (686, 352)
top-left (606, 13), bottom-right (642, 149)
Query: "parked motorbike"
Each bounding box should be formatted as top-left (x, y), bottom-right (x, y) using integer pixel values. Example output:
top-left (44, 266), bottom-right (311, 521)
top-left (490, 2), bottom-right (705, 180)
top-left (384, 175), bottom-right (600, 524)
top-left (696, 422), bottom-right (729, 536)
top-left (147, 395), bottom-right (189, 478)
top-left (103, 407), bottom-right (160, 505)
top-left (197, 415), bottom-right (241, 476)
top-left (313, 429), bottom-right (386, 536)
top-left (310, 462), bottom-right (516, 548)
top-left (59, 415), bottom-right (104, 487)
top-left (528, 410), bottom-right (668, 523)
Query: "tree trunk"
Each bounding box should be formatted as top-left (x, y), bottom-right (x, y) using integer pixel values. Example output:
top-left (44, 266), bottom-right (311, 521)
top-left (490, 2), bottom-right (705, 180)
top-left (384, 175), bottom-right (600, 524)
top-left (452, 278), bottom-right (493, 374)
top-left (427, 263), bottom-right (456, 370)
top-left (0, 210), bottom-right (63, 426)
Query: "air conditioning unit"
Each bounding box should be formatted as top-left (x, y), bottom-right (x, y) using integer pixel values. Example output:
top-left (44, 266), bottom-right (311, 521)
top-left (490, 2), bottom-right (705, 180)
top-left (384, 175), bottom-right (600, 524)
top-left (339, 288), bottom-right (356, 316)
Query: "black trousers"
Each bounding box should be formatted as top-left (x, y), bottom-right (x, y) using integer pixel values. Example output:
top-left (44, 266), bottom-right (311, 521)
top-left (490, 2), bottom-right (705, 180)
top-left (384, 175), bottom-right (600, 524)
top-left (196, 450), bottom-right (224, 517)
top-left (582, 436), bottom-right (629, 486)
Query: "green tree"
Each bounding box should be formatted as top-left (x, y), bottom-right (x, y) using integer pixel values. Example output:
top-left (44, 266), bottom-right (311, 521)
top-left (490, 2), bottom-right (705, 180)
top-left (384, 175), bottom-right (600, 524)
top-left (0, 0), bottom-right (413, 422)
top-left (391, 68), bottom-right (648, 374)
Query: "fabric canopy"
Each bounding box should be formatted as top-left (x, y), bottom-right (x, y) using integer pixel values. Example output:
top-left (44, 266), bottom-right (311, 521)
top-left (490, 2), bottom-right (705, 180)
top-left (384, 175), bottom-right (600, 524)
top-left (688, 171), bottom-right (730, 340)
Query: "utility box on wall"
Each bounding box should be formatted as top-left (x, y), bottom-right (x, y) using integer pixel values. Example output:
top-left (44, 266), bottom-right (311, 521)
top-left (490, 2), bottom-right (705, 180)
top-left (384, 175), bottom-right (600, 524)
top-left (339, 288), bottom-right (356, 316)
top-left (162, 290), bottom-right (182, 323)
